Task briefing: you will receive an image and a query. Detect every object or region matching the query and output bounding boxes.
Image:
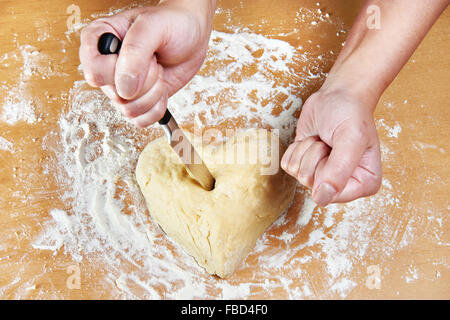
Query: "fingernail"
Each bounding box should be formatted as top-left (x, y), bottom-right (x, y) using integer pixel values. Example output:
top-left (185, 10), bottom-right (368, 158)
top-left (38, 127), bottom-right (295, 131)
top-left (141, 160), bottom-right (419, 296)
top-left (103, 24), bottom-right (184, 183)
top-left (117, 72), bottom-right (139, 99)
top-left (313, 182), bottom-right (336, 207)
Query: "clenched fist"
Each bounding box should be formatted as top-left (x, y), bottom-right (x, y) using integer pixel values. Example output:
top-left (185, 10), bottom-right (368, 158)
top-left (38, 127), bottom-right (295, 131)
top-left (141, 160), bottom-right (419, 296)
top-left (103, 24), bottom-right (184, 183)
top-left (79, 0), bottom-right (217, 127)
top-left (281, 87), bottom-right (382, 207)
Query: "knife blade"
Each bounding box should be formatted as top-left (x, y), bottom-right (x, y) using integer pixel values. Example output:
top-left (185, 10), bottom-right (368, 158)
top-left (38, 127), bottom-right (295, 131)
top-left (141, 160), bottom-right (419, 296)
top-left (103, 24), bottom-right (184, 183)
top-left (159, 110), bottom-right (215, 190)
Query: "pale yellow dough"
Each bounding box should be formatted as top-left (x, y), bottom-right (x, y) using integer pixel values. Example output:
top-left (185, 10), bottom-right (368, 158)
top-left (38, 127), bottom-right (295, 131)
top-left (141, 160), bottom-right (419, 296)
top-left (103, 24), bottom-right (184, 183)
top-left (136, 129), bottom-right (296, 278)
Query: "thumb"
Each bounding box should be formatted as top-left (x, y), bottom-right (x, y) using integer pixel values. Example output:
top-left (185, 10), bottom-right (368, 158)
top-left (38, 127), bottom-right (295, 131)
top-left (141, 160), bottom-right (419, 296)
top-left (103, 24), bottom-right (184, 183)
top-left (312, 121), bottom-right (369, 206)
top-left (115, 11), bottom-right (166, 100)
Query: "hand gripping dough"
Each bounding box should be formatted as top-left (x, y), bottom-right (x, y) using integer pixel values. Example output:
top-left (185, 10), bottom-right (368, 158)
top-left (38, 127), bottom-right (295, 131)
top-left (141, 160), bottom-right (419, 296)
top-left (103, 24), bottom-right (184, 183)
top-left (136, 129), bottom-right (296, 278)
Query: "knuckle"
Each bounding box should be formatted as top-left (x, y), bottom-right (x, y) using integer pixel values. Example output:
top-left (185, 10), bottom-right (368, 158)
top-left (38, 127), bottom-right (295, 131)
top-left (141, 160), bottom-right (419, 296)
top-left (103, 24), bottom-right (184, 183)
top-left (154, 104), bottom-right (167, 121)
top-left (80, 22), bottom-right (100, 42)
top-left (78, 46), bottom-right (88, 62)
top-left (311, 141), bottom-right (330, 155)
top-left (287, 161), bottom-right (298, 176)
top-left (303, 92), bottom-right (320, 109)
top-left (281, 159), bottom-right (289, 172)
top-left (84, 71), bottom-right (103, 87)
top-left (305, 136), bottom-right (320, 144)
top-left (135, 115), bottom-right (153, 129)
top-left (298, 174), bottom-right (313, 188)
top-left (80, 26), bottom-right (90, 42)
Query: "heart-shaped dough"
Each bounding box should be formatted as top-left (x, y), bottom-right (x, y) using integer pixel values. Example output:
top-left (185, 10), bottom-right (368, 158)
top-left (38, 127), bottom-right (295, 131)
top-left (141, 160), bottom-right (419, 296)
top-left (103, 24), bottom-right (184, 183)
top-left (136, 128), bottom-right (296, 278)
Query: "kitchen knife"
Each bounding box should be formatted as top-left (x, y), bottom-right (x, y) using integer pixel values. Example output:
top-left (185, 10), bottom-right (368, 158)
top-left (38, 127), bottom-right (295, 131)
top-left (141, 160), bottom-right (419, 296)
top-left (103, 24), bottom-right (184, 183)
top-left (97, 33), bottom-right (215, 191)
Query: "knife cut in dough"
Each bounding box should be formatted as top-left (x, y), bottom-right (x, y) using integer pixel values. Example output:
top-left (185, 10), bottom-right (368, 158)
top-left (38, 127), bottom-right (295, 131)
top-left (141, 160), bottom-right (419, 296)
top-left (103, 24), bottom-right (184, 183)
top-left (136, 128), bottom-right (296, 278)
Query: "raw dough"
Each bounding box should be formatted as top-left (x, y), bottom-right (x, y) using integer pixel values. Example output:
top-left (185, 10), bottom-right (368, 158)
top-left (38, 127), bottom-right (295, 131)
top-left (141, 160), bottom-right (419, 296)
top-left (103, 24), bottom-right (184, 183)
top-left (136, 128), bottom-right (296, 278)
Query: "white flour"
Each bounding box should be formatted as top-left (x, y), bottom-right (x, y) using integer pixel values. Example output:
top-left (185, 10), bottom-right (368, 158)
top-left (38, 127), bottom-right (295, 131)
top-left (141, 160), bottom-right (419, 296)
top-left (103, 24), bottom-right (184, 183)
top-left (0, 136), bottom-right (14, 152)
top-left (376, 119), bottom-right (402, 139)
top-left (1, 98), bottom-right (39, 125)
top-left (169, 31), bottom-right (301, 142)
top-left (0, 44), bottom-right (68, 125)
top-left (0, 46), bottom-right (41, 125)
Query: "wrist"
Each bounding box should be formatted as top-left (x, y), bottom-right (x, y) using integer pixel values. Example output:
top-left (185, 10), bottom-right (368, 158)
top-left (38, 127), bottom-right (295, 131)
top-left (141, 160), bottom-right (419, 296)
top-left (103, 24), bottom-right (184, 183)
top-left (159, 0), bottom-right (217, 30)
top-left (321, 63), bottom-right (383, 114)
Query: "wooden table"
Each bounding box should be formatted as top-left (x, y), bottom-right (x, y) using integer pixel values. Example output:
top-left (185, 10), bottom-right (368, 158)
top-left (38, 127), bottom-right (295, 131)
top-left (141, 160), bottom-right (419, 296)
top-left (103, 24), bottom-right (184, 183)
top-left (0, 0), bottom-right (448, 299)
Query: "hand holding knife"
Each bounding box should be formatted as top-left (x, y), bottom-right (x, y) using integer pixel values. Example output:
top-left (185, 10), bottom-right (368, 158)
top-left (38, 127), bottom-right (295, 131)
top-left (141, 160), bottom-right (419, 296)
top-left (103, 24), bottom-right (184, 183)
top-left (98, 33), bottom-right (215, 191)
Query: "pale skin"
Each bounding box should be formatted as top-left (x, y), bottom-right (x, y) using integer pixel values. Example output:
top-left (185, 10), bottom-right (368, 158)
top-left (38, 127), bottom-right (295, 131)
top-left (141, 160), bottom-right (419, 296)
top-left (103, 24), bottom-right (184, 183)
top-left (79, 0), bottom-right (449, 206)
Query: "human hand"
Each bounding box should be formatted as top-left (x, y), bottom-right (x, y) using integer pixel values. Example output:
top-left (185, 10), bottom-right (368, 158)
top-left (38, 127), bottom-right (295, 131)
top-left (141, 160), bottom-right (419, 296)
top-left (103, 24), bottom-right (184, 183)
top-left (280, 0), bottom-right (449, 207)
top-left (281, 87), bottom-right (382, 206)
top-left (79, 0), bottom-right (216, 127)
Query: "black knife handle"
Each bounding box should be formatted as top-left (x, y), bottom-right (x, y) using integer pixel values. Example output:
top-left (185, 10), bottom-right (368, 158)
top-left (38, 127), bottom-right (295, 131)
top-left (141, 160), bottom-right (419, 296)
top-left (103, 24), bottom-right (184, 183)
top-left (98, 33), bottom-right (121, 54)
top-left (97, 32), bottom-right (172, 125)
top-left (158, 109), bottom-right (172, 125)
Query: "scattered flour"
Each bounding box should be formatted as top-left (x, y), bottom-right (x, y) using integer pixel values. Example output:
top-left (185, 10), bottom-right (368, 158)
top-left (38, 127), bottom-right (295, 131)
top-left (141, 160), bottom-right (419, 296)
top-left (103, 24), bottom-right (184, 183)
top-left (170, 31), bottom-right (302, 143)
top-left (34, 21), bottom-right (406, 300)
top-left (296, 196), bottom-right (316, 226)
top-left (1, 99), bottom-right (39, 125)
top-left (2, 3), bottom-right (444, 300)
top-left (0, 46), bottom-right (42, 125)
top-left (0, 136), bottom-right (14, 152)
top-left (405, 265), bottom-right (419, 283)
top-left (0, 44), bottom-right (66, 125)
top-left (412, 141), bottom-right (445, 154)
top-left (376, 119), bottom-right (402, 139)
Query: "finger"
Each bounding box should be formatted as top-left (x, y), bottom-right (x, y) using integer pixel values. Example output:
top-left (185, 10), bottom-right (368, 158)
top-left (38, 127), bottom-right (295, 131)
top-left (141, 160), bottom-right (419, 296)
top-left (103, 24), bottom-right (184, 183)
top-left (331, 144), bottom-right (382, 203)
top-left (285, 136), bottom-right (319, 179)
top-left (115, 74), bottom-right (166, 118)
top-left (101, 85), bottom-right (122, 104)
top-left (298, 141), bottom-right (331, 188)
top-left (312, 121), bottom-right (369, 206)
top-left (79, 9), bottom-right (149, 87)
top-left (100, 58), bottom-right (160, 107)
top-left (295, 94), bottom-right (319, 141)
top-left (115, 13), bottom-right (166, 100)
top-left (281, 137), bottom-right (314, 177)
top-left (132, 93), bottom-right (168, 128)
top-left (281, 143), bottom-right (296, 173)
top-left (116, 56), bottom-right (161, 105)
top-left (80, 21), bottom-right (121, 87)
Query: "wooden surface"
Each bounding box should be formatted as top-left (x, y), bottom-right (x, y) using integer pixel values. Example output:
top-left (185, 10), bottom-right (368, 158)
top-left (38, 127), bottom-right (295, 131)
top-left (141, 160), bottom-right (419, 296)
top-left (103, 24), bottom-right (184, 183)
top-left (0, 0), bottom-right (448, 299)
